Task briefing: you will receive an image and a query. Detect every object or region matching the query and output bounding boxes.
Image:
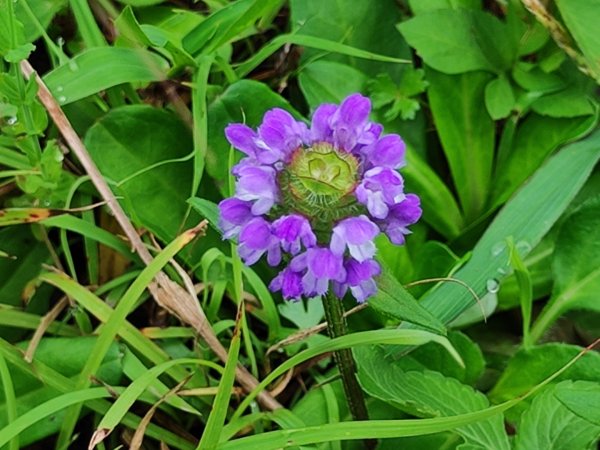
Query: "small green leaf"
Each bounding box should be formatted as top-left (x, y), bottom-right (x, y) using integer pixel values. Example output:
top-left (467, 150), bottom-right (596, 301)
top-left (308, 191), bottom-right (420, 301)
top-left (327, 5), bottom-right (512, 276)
top-left (188, 197), bottom-right (219, 233)
top-left (484, 75), bottom-right (515, 120)
top-left (369, 265), bottom-right (446, 334)
top-left (368, 69), bottom-right (428, 121)
top-left (4, 43), bottom-right (35, 63)
top-left (278, 300), bottom-right (324, 330)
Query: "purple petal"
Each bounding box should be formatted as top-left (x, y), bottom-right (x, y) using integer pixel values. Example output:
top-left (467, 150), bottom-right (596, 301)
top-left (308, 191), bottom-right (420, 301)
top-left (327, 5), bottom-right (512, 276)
top-left (310, 103), bottom-right (337, 143)
top-left (331, 215), bottom-right (379, 261)
top-left (235, 165), bottom-right (279, 214)
top-left (218, 198), bottom-right (254, 239)
top-left (356, 167), bottom-right (405, 219)
top-left (258, 109), bottom-right (308, 160)
top-left (270, 268), bottom-right (304, 300)
top-left (225, 124), bottom-right (258, 157)
top-left (239, 217), bottom-right (272, 250)
top-left (380, 194), bottom-right (422, 245)
top-left (331, 94), bottom-right (372, 151)
top-left (272, 214), bottom-right (316, 255)
top-left (307, 247), bottom-right (346, 282)
top-left (368, 135), bottom-right (406, 169)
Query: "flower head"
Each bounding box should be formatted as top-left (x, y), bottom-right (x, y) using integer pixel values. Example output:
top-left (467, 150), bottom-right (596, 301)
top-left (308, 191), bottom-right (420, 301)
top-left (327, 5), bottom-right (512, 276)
top-left (218, 93), bottom-right (421, 303)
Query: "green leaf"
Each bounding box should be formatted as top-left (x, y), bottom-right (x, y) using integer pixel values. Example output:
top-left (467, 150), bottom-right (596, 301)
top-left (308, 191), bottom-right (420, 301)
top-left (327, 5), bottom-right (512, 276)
top-left (403, 151), bottom-right (465, 239)
top-left (484, 74), bottom-right (515, 120)
top-left (278, 300), bottom-right (323, 330)
top-left (4, 43), bottom-right (35, 63)
top-left (15, 0), bottom-right (68, 42)
top-left (417, 129), bottom-right (600, 326)
top-left (408, 0), bottom-right (482, 14)
top-left (530, 197), bottom-right (600, 340)
top-left (85, 105), bottom-right (195, 241)
top-left (531, 86), bottom-right (596, 118)
top-left (514, 381), bottom-right (600, 450)
top-left (396, 331), bottom-right (486, 386)
top-left (188, 197), bottom-right (220, 233)
top-left (369, 266), bottom-right (446, 334)
top-left (554, 380), bottom-right (600, 426)
top-left (43, 48), bottom-right (169, 105)
top-left (555, 0), bottom-right (600, 80)
top-left (489, 344), bottom-right (600, 409)
top-left (368, 69), bottom-right (428, 121)
top-left (206, 80), bottom-right (300, 187)
top-left (491, 113), bottom-right (597, 208)
top-left (355, 348), bottom-right (510, 450)
top-left (290, 0), bottom-right (411, 78)
top-left (298, 60), bottom-right (367, 110)
top-left (398, 9), bottom-right (513, 74)
top-left (426, 68), bottom-right (494, 221)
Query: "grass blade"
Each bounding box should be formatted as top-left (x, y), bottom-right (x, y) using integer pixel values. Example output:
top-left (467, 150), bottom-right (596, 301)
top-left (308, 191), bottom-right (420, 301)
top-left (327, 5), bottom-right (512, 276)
top-left (56, 225), bottom-right (203, 449)
top-left (197, 304), bottom-right (244, 450)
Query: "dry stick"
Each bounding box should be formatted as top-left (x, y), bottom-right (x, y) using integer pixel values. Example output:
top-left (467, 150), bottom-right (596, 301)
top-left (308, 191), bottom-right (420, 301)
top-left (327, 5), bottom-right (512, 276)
top-left (521, 0), bottom-right (600, 82)
top-left (21, 60), bottom-right (281, 411)
top-left (24, 296), bottom-right (69, 362)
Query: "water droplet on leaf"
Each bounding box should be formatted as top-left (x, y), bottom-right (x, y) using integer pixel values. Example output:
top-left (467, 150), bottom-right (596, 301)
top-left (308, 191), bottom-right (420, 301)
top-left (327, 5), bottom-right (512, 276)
top-left (486, 278), bottom-right (500, 294)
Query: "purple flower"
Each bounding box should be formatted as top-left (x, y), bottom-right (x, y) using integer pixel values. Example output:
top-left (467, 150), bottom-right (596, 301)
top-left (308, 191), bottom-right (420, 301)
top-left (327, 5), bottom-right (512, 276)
top-left (291, 248), bottom-right (346, 297)
top-left (218, 198), bottom-right (253, 239)
top-left (218, 93), bottom-right (421, 303)
top-left (379, 194), bottom-right (422, 245)
top-left (330, 215), bottom-right (379, 262)
top-left (273, 214), bottom-right (316, 255)
top-left (334, 259), bottom-right (381, 303)
top-left (235, 165), bottom-right (279, 215)
top-left (270, 268), bottom-right (304, 301)
top-left (355, 167), bottom-right (405, 219)
top-left (238, 217), bottom-right (281, 266)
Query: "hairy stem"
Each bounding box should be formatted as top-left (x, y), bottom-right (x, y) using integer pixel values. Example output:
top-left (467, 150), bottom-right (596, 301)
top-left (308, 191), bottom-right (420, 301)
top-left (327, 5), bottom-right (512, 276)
top-left (322, 293), bottom-right (376, 449)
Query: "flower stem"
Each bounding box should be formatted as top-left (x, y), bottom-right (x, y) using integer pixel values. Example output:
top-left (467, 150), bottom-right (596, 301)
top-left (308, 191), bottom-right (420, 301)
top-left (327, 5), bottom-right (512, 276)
top-left (322, 293), bottom-right (376, 449)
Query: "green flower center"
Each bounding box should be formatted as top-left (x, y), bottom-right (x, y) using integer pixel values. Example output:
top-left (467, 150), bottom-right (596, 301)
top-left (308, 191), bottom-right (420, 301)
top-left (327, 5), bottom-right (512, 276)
top-left (278, 143), bottom-right (363, 230)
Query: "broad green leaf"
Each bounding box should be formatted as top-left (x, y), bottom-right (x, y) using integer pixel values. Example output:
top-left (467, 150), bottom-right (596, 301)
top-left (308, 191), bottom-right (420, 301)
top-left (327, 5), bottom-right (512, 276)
top-left (206, 80), bottom-right (299, 187)
top-left (485, 74), bottom-right (515, 120)
top-left (43, 48), bottom-right (169, 105)
top-left (554, 381), bottom-right (600, 426)
top-left (369, 267), bottom-right (446, 334)
top-left (355, 348), bottom-right (510, 450)
top-left (489, 344), bottom-right (600, 411)
top-left (409, 241), bottom-right (460, 298)
top-left (555, 0), bottom-right (600, 80)
top-left (530, 197), bottom-right (600, 341)
top-left (84, 105), bottom-right (195, 241)
top-left (290, 0), bottom-right (411, 78)
top-left (426, 68), bottom-right (494, 221)
top-left (514, 381), bottom-right (600, 450)
top-left (398, 9), bottom-right (513, 74)
top-left (298, 61), bottom-right (367, 110)
top-left (490, 113), bottom-right (597, 208)
top-left (278, 299), bottom-right (323, 330)
top-left (417, 129), bottom-right (600, 325)
top-left (389, 331), bottom-right (485, 386)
